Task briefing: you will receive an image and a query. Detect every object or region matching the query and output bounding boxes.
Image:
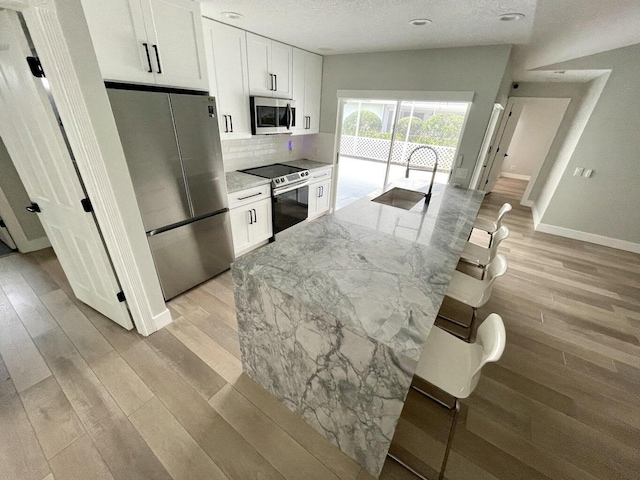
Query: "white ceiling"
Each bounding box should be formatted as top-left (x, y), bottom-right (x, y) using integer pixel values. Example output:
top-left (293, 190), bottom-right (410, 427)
top-left (200, 0), bottom-right (538, 54)
top-left (200, 0), bottom-right (640, 81)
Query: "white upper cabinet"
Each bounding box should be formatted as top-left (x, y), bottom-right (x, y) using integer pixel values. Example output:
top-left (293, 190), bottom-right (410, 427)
top-left (292, 48), bottom-right (323, 135)
top-left (246, 32), bottom-right (292, 99)
top-left (202, 19), bottom-right (251, 140)
top-left (81, 0), bottom-right (153, 84)
top-left (81, 0), bottom-right (207, 90)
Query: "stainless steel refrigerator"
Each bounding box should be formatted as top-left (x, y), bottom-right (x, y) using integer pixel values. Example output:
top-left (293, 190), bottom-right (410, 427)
top-left (107, 86), bottom-right (234, 300)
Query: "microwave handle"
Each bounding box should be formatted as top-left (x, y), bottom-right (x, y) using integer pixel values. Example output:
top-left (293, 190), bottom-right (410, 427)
top-left (287, 103), bottom-right (293, 130)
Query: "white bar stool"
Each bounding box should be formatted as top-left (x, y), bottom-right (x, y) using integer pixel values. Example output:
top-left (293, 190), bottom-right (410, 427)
top-left (407, 314), bottom-right (507, 480)
top-left (473, 203), bottom-right (512, 246)
top-left (460, 226), bottom-right (510, 277)
top-left (444, 254), bottom-right (507, 321)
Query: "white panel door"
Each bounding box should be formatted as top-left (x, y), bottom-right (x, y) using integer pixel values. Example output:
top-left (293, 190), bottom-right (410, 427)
top-left (203, 19), bottom-right (251, 140)
top-left (250, 198), bottom-right (273, 244)
top-left (144, 0), bottom-right (208, 90)
top-left (304, 52), bottom-right (323, 134)
top-left (0, 11), bottom-right (132, 329)
top-left (271, 40), bottom-right (293, 99)
top-left (80, 0), bottom-right (154, 84)
top-left (291, 48), bottom-right (306, 134)
top-left (229, 207), bottom-right (253, 255)
top-left (481, 101), bottom-right (524, 192)
top-left (246, 32), bottom-right (273, 97)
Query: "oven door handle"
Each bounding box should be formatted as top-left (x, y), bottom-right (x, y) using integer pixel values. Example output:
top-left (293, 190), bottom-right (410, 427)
top-left (274, 181), bottom-right (309, 195)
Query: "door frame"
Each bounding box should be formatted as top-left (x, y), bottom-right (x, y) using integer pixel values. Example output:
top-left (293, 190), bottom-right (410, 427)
top-left (2, 0), bottom-right (171, 335)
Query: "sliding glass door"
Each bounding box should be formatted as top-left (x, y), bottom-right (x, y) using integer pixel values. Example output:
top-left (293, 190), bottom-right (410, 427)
top-left (335, 98), bottom-right (469, 210)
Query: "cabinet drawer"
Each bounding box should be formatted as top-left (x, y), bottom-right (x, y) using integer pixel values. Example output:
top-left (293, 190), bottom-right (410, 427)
top-left (309, 167), bottom-right (333, 182)
top-left (227, 184), bottom-right (271, 209)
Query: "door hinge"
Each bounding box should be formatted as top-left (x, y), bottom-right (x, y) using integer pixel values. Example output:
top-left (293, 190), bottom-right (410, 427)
top-left (116, 291), bottom-right (126, 302)
top-left (26, 56), bottom-right (45, 78)
top-left (81, 198), bottom-right (93, 213)
top-left (508, 111), bottom-right (512, 117)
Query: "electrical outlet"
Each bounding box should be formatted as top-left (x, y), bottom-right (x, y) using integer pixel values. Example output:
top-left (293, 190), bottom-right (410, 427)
top-left (584, 169), bottom-right (593, 178)
top-left (574, 167), bottom-right (584, 176)
top-left (455, 168), bottom-right (468, 179)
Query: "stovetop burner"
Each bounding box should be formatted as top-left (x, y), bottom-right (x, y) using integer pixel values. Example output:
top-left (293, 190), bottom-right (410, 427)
top-left (241, 163), bottom-right (310, 189)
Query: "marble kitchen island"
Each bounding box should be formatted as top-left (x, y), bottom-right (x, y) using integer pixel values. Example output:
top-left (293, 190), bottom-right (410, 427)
top-left (232, 180), bottom-right (484, 477)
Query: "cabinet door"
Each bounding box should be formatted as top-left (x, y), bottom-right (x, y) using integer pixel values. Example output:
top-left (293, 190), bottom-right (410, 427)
top-left (291, 48), bottom-right (306, 134)
top-left (81, 0), bottom-right (154, 84)
top-left (271, 40), bottom-right (293, 99)
top-left (251, 198), bottom-right (273, 244)
top-left (304, 52), bottom-right (323, 134)
top-left (144, 0), bottom-right (208, 90)
top-left (307, 181), bottom-right (321, 218)
top-left (316, 178), bottom-right (332, 215)
top-left (229, 207), bottom-right (253, 255)
top-left (246, 33), bottom-right (273, 97)
top-left (203, 20), bottom-right (251, 140)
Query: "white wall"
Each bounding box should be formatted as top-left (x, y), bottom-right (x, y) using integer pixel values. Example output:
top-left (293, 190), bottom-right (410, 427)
top-left (532, 44), bottom-right (639, 250)
top-left (501, 98), bottom-right (569, 178)
top-left (319, 45), bottom-right (512, 187)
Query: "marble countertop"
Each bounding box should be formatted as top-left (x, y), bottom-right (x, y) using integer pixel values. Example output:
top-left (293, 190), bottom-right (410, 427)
top-left (233, 180), bottom-right (484, 361)
top-left (225, 171), bottom-right (270, 194)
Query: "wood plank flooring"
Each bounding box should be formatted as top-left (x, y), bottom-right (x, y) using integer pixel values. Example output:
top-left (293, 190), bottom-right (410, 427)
top-left (0, 176), bottom-right (638, 480)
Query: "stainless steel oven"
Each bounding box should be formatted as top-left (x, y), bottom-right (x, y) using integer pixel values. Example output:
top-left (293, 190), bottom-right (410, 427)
top-left (250, 97), bottom-right (296, 135)
top-left (240, 163), bottom-right (310, 238)
top-left (272, 181), bottom-right (309, 238)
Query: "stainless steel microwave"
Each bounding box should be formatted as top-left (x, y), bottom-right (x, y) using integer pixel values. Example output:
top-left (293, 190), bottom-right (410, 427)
top-left (250, 97), bottom-right (296, 135)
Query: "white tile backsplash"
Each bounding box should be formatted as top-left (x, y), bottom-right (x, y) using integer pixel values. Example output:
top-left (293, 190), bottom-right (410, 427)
top-left (222, 135), bottom-right (306, 172)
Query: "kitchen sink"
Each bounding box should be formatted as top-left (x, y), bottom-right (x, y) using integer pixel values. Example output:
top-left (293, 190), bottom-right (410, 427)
top-left (371, 187), bottom-right (427, 210)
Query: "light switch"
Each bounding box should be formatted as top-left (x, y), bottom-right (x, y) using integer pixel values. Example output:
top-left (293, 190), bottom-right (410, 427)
top-left (584, 169), bottom-right (594, 178)
top-left (574, 167), bottom-right (584, 176)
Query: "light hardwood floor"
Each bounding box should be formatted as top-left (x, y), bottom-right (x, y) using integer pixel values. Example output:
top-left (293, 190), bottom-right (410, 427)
top-left (0, 177), bottom-right (638, 480)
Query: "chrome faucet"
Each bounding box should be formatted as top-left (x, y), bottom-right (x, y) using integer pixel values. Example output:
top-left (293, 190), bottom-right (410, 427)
top-left (405, 145), bottom-right (439, 201)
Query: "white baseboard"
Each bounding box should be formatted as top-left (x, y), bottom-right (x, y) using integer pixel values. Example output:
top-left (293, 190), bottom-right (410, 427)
top-left (531, 202), bottom-right (542, 228)
top-left (535, 222), bottom-right (640, 254)
top-left (150, 307), bottom-right (173, 334)
top-left (500, 172), bottom-right (531, 181)
top-left (520, 199), bottom-right (534, 207)
top-left (20, 236), bottom-right (51, 253)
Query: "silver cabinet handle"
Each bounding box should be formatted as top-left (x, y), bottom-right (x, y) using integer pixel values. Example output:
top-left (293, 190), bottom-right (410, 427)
top-left (229, 115), bottom-right (233, 132)
top-left (248, 209), bottom-right (253, 225)
top-left (274, 74), bottom-right (277, 91)
top-left (252, 209), bottom-right (257, 223)
top-left (320, 185), bottom-right (324, 197)
top-left (269, 73), bottom-right (274, 91)
top-left (237, 192), bottom-right (263, 201)
top-left (317, 186), bottom-right (321, 198)
top-left (223, 115), bottom-right (229, 133)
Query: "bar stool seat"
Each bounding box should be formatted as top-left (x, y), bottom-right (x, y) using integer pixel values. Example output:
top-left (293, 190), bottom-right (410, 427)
top-left (460, 226), bottom-right (510, 270)
top-left (446, 254), bottom-right (508, 309)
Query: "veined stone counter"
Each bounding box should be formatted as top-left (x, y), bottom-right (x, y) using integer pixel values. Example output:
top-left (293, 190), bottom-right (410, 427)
top-left (232, 180), bottom-right (484, 477)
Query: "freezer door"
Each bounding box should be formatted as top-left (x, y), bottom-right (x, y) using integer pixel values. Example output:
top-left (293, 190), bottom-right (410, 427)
top-left (147, 211), bottom-right (234, 300)
top-left (107, 88), bottom-right (190, 231)
top-left (169, 94), bottom-right (229, 217)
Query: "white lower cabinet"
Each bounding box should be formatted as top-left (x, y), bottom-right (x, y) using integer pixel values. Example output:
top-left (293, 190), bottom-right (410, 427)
top-left (229, 196), bottom-right (273, 256)
top-left (308, 167), bottom-right (333, 219)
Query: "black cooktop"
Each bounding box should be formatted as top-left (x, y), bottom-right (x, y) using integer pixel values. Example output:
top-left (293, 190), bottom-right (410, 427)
top-left (241, 163), bottom-right (304, 179)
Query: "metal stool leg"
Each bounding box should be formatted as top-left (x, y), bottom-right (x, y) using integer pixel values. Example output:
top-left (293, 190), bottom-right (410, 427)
top-left (439, 400), bottom-right (460, 480)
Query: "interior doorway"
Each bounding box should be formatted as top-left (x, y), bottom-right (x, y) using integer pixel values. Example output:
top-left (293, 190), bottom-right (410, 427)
top-left (0, 9), bottom-right (132, 329)
top-left (476, 97), bottom-right (570, 206)
top-left (335, 98), bottom-right (469, 210)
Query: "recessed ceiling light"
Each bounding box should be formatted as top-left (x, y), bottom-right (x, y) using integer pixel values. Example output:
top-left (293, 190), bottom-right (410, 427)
top-left (409, 18), bottom-right (432, 26)
top-left (499, 13), bottom-right (525, 21)
top-left (221, 11), bottom-right (243, 20)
